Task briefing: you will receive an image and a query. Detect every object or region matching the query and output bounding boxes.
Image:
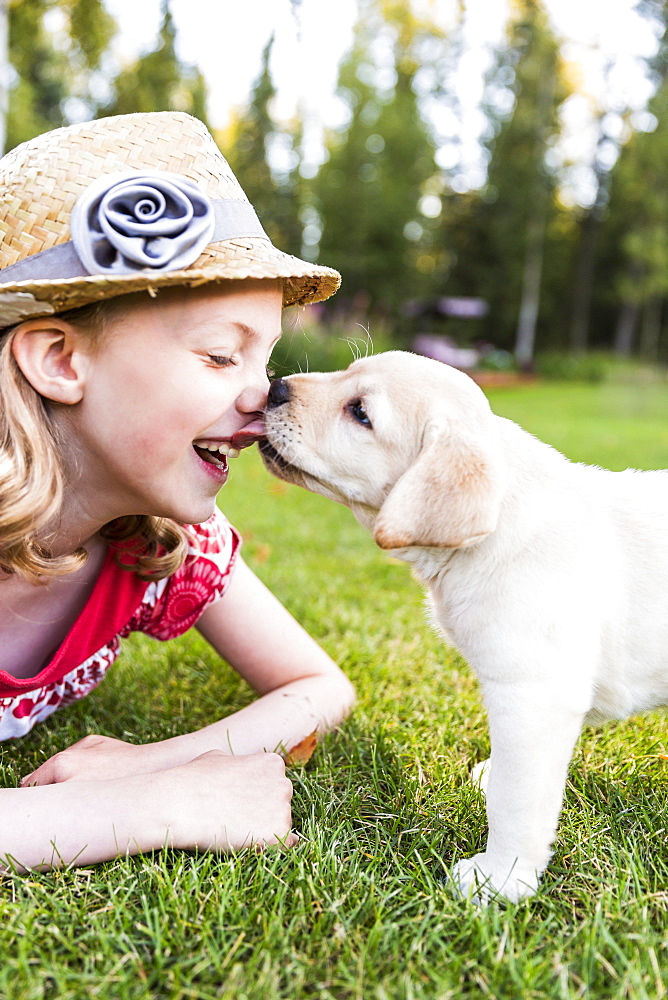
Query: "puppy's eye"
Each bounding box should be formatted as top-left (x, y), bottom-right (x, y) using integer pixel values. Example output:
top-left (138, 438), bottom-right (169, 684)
top-left (348, 399), bottom-right (372, 428)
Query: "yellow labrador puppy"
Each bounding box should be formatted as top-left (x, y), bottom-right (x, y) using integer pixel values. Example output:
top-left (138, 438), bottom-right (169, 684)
top-left (260, 350), bottom-right (668, 903)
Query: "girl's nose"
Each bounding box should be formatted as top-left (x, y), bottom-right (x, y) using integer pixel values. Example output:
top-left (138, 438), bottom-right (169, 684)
top-left (238, 368), bottom-right (270, 413)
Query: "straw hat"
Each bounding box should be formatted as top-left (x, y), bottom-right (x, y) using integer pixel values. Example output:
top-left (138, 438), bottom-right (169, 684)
top-left (0, 111), bottom-right (341, 327)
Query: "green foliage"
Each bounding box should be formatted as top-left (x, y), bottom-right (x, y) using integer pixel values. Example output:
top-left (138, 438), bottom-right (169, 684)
top-left (313, 0), bottom-right (443, 315)
top-left (222, 36), bottom-right (302, 257)
top-left (5, 0), bottom-right (209, 152)
top-left (270, 308), bottom-right (399, 377)
top-left (68, 0), bottom-right (115, 67)
top-left (447, 0), bottom-right (575, 356)
top-left (102, 0), bottom-right (208, 122)
top-left (535, 352), bottom-right (610, 382)
top-left (7, 0), bottom-right (115, 149)
top-left (224, 38), bottom-right (277, 230)
top-left (599, 69), bottom-right (668, 360)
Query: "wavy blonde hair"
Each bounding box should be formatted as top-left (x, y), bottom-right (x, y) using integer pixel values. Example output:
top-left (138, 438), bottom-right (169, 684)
top-left (0, 295), bottom-right (191, 582)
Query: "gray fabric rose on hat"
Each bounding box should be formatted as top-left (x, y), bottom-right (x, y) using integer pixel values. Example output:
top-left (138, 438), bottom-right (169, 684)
top-left (70, 170), bottom-right (216, 275)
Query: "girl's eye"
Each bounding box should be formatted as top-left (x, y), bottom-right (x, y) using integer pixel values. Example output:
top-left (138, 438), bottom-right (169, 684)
top-left (207, 355), bottom-right (235, 368)
top-left (348, 399), bottom-right (372, 428)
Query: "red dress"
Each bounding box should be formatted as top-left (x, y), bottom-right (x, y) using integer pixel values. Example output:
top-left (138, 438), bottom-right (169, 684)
top-left (0, 509), bottom-right (241, 740)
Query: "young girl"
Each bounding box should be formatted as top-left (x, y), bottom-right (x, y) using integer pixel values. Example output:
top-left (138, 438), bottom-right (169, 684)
top-left (0, 111), bottom-right (355, 871)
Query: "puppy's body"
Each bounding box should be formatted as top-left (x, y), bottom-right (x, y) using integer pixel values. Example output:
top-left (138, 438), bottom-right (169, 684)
top-left (423, 419), bottom-right (668, 724)
top-left (260, 351), bottom-right (668, 901)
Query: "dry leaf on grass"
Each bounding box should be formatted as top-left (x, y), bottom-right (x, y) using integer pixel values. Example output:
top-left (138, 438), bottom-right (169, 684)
top-left (283, 729), bottom-right (319, 766)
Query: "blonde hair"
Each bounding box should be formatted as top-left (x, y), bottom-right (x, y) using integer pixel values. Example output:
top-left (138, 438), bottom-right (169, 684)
top-left (0, 295), bottom-right (191, 582)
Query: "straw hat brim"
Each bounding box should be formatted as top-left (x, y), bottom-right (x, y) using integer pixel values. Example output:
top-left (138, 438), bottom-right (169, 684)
top-left (0, 236), bottom-right (340, 323)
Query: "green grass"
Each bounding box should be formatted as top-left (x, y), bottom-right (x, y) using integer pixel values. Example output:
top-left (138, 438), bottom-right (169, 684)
top-left (2, 373), bottom-right (668, 999)
top-left (484, 375), bottom-right (668, 471)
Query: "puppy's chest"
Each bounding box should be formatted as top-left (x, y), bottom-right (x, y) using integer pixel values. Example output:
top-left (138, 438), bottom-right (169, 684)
top-left (401, 550), bottom-right (481, 648)
top-left (423, 580), bottom-right (480, 649)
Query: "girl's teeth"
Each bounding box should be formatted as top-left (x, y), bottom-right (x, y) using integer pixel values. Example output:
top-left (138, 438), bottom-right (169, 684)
top-left (196, 441), bottom-right (240, 459)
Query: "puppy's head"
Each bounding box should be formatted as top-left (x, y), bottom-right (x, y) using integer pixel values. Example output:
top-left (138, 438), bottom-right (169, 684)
top-left (260, 351), bottom-right (505, 550)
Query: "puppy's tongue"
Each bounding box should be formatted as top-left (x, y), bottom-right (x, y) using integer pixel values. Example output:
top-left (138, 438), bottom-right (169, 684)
top-left (231, 418), bottom-right (266, 451)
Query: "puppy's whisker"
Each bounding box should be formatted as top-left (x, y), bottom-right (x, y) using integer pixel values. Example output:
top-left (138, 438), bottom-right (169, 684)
top-left (343, 327), bottom-right (374, 363)
top-left (342, 337), bottom-right (360, 362)
top-left (265, 434), bottom-right (302, 469)
top-left (354, 323), bottom-right (374, 358)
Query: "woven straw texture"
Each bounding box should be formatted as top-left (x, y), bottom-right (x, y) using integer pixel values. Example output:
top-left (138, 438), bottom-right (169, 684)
top-left (0, 112), bottom-right (340, 316)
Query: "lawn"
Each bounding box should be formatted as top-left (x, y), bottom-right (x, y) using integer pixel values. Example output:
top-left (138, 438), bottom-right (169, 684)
top-left (1, 371), bottom-right (667, 999)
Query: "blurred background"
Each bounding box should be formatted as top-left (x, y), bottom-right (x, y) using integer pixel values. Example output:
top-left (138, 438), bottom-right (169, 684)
top-left (2, 0), bottom-right (668, 380)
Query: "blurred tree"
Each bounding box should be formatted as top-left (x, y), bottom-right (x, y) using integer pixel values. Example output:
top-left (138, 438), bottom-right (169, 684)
top-left (222, 35), bottom-right (303, 257)
top-left (567, 106), bottom-right (612, 355)
top-left (466, 0), bottom-right (570, 363)
top-left (602, 81), bottom-right (668, 360)
top-left (224, 37), bottom-right (276, 230)
top-left (313, 0), bottom-right (443, 315)
top-left (564, 1), bottom-right (668, 355)
top-left (6, 0), bottom-right (115, 150)
top-left (4, 0), bottom-right (208, 152)
top-left (597, 2), bottom-right (668, 360)
top-left (103, 0), bottom-right (208, 122)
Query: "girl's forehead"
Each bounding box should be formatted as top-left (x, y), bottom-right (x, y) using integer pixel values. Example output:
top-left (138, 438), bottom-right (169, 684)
top-left (104, 280), bottom-right (283, 343)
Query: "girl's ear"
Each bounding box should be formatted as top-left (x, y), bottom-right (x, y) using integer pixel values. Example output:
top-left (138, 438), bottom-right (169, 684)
top-left (10, 320), bottom-right (90, 404)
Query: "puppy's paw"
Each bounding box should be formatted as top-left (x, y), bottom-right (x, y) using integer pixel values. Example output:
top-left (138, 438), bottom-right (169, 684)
top-left (450, 853), bottom-right (539, 905)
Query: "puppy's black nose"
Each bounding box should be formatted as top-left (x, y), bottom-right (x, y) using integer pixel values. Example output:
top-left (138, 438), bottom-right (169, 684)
top-left (267, 378), bottom-right (291, 408)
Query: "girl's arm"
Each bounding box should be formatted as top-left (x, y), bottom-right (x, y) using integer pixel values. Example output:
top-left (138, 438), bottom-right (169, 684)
top-left (1, 750), bottom-right (295, 872)
top-left (188, 556), bottom-right (357, 755)
top-left (22, 559), bottom-right (355, 785)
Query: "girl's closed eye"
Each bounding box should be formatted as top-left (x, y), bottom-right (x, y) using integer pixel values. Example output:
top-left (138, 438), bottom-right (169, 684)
top-left (207, 354), bottom-right (236, 368)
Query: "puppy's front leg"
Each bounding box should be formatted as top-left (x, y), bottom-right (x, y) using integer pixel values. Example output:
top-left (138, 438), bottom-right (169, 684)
top-left (453, 678), bottom-right (588, 903)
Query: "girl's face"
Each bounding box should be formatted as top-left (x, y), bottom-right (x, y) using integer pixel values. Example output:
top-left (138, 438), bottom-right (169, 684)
top-left (61, 279), bottom-right (283, 527)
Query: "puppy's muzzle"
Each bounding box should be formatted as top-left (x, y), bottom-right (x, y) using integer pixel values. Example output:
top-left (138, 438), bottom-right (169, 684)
top-left (267, 377), bottom-right (291, 408)
top-left (261, 377), bottom-right (294, 471)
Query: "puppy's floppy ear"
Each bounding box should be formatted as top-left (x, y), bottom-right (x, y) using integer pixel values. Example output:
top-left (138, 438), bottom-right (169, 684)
top-left (373, 423), bottom-right (504, 550)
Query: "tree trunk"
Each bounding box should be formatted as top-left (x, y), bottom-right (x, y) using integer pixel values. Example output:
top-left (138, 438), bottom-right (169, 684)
top-left (640, 296), bottom-right (662, 361)
top-left (613, 300), bottom-right (639, 356)
top-left (569, 209), bottom-right (599, 354)
top-left (513, 62), bottom-right (555, 370)
top-left (514, 205), bottom-right (546, 369)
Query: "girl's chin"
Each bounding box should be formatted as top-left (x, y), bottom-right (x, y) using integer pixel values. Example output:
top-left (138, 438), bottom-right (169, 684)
top-left (167, 496), bottom-right (219, 526)
top-left (168, 484), bottom-right (226, 525)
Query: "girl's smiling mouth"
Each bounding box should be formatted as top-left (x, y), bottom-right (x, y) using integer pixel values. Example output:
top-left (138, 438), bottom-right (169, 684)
top-left (192, 424), bottom-right (267, 482)
top-left (192, 419), bottom-right (267, 470)
top-left (193, 440), bottom-right (240, 464)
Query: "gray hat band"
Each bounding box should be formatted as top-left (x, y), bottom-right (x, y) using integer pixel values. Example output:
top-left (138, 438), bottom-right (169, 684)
top-left (0, 199), bottom-right (267, 283)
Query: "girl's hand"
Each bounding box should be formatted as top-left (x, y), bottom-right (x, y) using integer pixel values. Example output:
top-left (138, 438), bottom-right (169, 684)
top-left (20, 740), bottom-right (298, 851)
top-left (4, 749), bottom-right (296, 869)
top-left (162, 750), bottom-right (297, 851)
top-left (20, 734), bottom-right (174, 786)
